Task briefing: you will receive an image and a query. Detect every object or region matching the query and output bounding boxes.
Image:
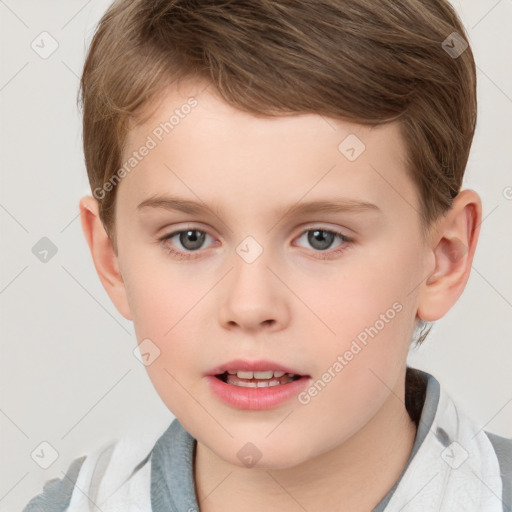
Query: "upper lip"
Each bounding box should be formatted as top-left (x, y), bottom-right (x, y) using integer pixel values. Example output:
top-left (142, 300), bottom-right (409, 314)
top-left (207, 359), bottom-right (307, 376)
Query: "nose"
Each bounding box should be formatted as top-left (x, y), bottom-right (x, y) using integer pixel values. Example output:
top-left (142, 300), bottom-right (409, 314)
top-left (217, 248), bottom-right (290, 333)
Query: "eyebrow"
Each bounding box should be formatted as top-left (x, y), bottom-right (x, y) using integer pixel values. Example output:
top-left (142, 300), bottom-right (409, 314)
top-left (136, 195), bottom-right (382, 218)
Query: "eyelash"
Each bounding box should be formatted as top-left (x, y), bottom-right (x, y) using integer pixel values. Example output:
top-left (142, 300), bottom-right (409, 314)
top-left (158, 226), bottom-right (353, 261)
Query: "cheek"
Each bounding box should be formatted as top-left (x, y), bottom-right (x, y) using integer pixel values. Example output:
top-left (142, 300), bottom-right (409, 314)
top-left (122, 248), bottom-right (213, 366)
top-left (123, 259), bottom-right (205, 415)
top-left (295, 247), bottom-right (416, 347)
top-left (291, 240), bottom-right (418, 397)
top-left (122, 245), bottom-right (197, 332)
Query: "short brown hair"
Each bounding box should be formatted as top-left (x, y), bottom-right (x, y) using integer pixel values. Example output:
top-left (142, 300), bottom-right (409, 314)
top-left (79, 0), bottom-right (477, 343)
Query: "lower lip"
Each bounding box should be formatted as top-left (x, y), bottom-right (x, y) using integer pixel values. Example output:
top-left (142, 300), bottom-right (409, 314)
top-left (205, 375), bottom-right (311, 410)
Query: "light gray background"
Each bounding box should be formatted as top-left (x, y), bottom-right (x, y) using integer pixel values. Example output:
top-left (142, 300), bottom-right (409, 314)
top-left (1, 1), bottom-right (511, 510)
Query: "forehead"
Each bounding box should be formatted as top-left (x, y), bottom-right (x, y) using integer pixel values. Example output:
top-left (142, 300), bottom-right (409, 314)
top-left (119, 81), bottom-right (418, 220)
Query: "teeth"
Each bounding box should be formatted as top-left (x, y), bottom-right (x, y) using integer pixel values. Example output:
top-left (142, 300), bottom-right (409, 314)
top-left (237, 370), bottom-right (255, 379)
top-left (254, 370), bottom-right (274, 379)
top-left (226, 370), bottom-right (295, 379)
top-left (230, 379), bottom-right (282, 388)
top-left (224, 370), bottom-right (301, 387)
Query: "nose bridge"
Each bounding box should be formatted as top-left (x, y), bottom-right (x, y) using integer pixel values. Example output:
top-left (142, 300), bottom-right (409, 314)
top-left (231, 233), bottom-right (276, 297)
top-left (235, 233), bottom-right (266, 266)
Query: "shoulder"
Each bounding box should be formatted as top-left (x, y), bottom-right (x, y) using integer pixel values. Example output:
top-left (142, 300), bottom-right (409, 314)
top-left (486, 431), bottom-right (512, 462)
top-left (22, 432), bottom-right (156, 512)
top-left (485, 431), bottom-right (512, 512)
top-left (399, 369), bottom-right (511, 511)
top-left (486, 431), bottom-right (512, 469)
top-left (22, 455), bottom-right (86, 512)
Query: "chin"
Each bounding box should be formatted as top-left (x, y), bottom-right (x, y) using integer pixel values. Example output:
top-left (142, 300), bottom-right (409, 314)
top-left (218, 439), bottom-right (313, 471)
top-left (227, 454), bottom-right (306, 471)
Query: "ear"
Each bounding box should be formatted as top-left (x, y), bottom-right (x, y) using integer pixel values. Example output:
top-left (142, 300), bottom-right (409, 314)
top-left (417, 189), bottom-right (482, 322)
top-left (79, 195), bottom-right (132, 321)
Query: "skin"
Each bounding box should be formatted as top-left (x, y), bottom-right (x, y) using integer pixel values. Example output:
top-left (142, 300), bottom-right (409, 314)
top-left (80, 79), bottom-right (481, 511)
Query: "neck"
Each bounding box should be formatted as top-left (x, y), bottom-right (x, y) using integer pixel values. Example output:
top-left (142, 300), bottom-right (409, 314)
top-left (194, 374), bottom-right (418, 512)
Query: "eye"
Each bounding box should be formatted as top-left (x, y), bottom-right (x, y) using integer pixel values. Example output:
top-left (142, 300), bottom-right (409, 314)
top-left (159, 228), bottom-right (214, 259)
top-left (158, 226), bottom-right (353, 261)
top-left (295, 228), bottom-right (352, 258)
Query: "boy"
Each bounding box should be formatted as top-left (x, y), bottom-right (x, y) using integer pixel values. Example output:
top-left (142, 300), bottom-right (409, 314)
top-left (23, 0), bottom-right (511, 511)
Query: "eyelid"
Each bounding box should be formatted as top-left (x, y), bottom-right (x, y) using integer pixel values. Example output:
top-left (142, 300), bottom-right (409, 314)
top-left (158, 222), bottom-right (214, 241)
top-left (297, 221), bottom-right (354, 236)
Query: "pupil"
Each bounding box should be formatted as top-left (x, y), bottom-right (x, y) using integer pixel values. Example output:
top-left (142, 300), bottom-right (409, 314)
top-left (309, 230), bottom-right (334, 250)
top-left (180, 230), bottom-right (205, 250)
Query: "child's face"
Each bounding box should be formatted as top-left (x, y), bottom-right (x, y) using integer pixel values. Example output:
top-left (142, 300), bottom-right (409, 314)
top-left (113, 80), bottom-right (432, 468)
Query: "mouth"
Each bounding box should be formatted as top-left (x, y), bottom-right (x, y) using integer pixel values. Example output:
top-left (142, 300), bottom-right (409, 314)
top-left (206, 361), bottom-right (311, 409)
top-left (214, 370), bottom-right (304, 388)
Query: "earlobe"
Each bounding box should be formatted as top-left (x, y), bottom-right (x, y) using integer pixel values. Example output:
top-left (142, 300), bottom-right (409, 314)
top-left (79, 195), bottom-right (132, 321)
top-left (417, 190), bottom-right (482, 322)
